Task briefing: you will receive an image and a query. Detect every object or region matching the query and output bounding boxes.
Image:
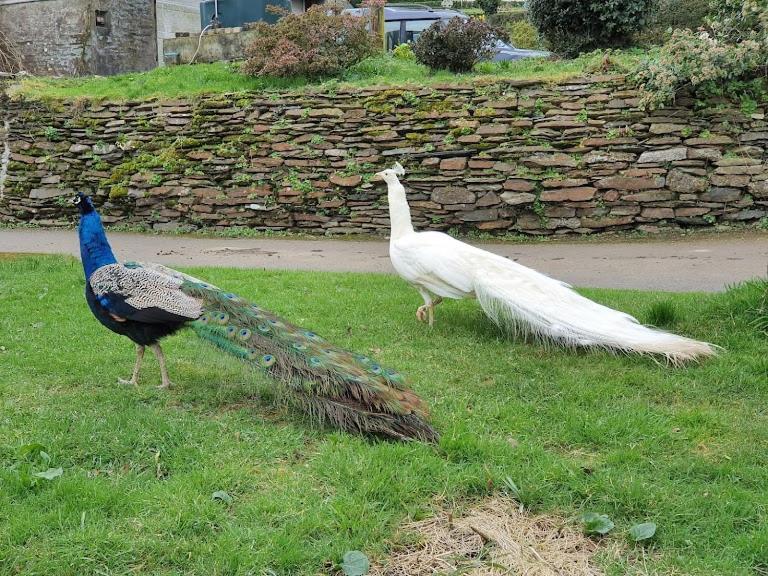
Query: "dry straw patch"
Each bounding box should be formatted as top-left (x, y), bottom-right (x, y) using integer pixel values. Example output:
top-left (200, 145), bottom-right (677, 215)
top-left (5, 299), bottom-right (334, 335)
top-left (372, 497), bottom-right (612, 576)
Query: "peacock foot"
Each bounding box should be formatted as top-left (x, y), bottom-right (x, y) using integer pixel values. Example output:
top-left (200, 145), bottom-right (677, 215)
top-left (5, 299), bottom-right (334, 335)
top-left (118, 377), bottom-right (139, 387)
top-left (157, 380), bottom-right (173, 390)
top-left (416, 304), bottom-right (436, 326)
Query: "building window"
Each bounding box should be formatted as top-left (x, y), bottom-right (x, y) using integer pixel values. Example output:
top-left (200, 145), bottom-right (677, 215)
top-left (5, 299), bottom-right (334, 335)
top-left (95, 10), bottom-right (108, 27)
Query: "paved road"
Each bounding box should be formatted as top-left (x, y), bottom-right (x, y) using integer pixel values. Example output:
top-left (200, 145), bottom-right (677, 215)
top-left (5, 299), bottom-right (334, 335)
top-left (1, 228), bottom-right (766, 292)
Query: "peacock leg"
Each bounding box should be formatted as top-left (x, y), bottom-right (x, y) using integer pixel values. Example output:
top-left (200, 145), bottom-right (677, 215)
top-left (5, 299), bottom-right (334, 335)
top-left (150, 343), bottom-right (173, 389)
top-left (118, 344), bottom-right (145, 387)
top-left (416, 288), bottom-right (438, 326)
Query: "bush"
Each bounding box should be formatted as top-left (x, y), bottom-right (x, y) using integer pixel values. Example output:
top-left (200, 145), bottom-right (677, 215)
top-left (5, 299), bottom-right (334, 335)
top-left (242, 6), bottom-right (379, 78)
top-left (638, 0), bottom-right (712, 45)
top-left (392, 43), bottom-right (415, 61)
top-left (413, 17), bottom-right (503, 73)
top-left (476, 0), bottom-right (501, 16)
top-left (635, 28), bottom-right (766, 108)
top-left (507, 19), bottom-right (542, 49)
top-left (487, 8), bottom-right (528, 28)
top-left (527, 0), bottom-right (654, 57)
top-left (709, 0), bottom-right (767, 43)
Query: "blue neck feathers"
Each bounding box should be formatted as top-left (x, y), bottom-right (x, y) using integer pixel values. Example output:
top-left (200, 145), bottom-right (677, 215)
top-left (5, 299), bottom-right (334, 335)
top-left (78, 203), bottom-right (117, 279)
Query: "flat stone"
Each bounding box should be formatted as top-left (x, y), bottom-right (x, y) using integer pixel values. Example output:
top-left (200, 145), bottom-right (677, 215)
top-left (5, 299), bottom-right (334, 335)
top-left (503, 179), bottom-right (535, 192)
top-left (638, 147), bottom-right (687, 163)
top-left (649, 123), bottom-right (686, 135)
top-left (666, 170), bottom-right (707, 193)
top-left (29, 187), bottom-right (72, 199)
top-left (710, 174), bottom-right (750, 188)
top-left (476, 191), bottom-right (500, 207)
top-left (583, 151), bottom-right (636, 164)
top-left (477, 124), bottom-right (508, 136)
top-left (699, 187), bottom-right (741, 202)
top-left (440, 157), bottom-right (467, 171)
top-left (469, 160), bottom-right (495, 169)
top-left (500, 192), bottom-right (536, 205)
top-left (93, 143), bottom-right (116, 154)
top-left (542, 178), bottom-right (589, 188)
top-left (187, 150), bottom-right (213, 160)
top-left (715, 165), bottom-right (763, 175)
top-left (11, 153), bottom-right (36, 164)
top-left (459, 208), bottom-right (498, 221)
top-left (432, 187), bottom-right (474, 204)
top-left (324, 149), bottom-right (348, 157)
top-left (675, 207), bottom-right (710, 217)
top-left (596, 176), bottom-right (665, 190)
top-left (476, 220), bottom-right (512, 230)
top-left (749, 181), bottom-right (768, 198)
top-left (724, 208), bottom-right (766, 220)
top-left (308, 108), bottom-right (343, 117)
top-left (684, 135), bottom-right (733, 146)
top-left (739, 132), bottom-right (768, 142)
top-left (688, 148), bottom-right (722, 161)
top-left (641, 207), bottom-right (675, 218)
top-left (522, 153), bottom-right (578, 168)
top-left (716, 157), bottom-right (762, 167)
top-left (330, 174), bottom-right (362, 187)
top-left (540, 187), bottom-right (596, 202)
top-left (622, 190), bottom-right (675, 202)
top-left (69, 144), bottom-right (91, 154)
top-left (581, 215), bottom-right (634, 228)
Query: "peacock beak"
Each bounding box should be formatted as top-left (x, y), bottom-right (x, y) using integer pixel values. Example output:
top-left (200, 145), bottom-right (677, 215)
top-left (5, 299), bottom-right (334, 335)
top-left (371, 172), bottom-right (383, 182)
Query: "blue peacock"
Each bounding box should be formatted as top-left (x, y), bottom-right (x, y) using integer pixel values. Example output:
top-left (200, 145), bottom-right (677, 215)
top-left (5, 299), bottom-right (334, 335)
top-left (74, 193), bottom-right (437, 442)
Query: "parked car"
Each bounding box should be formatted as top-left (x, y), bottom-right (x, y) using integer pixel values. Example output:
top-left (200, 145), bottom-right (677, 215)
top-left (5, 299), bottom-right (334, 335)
top-left (343, 4), bottom-right (549, 61)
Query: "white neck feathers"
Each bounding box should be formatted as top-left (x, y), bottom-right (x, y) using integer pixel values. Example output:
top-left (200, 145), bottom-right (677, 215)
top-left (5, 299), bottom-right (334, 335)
top-left (386, 178), bottom-right (414, 239)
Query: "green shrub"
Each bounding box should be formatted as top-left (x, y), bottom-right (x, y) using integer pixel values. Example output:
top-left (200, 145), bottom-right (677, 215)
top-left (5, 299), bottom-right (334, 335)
top-left (413, 18), bottom-right (503, 73)
top-left (487, 8), bottom-right (528, 28)
top-left (709, 0), bottom-right (767, 43)
top-left (242, 6), bottom-right (379, 78)
top-left (507, 19), bottom-right (542, 49)
top-left (528, 0), bottom-right (654, 57)
top-left (635, 29), bottom-right (766, 108)
top-left (639, 0), bottom-right (712, 45)
top-left (392, 43), bottom-right (415, 61)
top-left (476, 0), bottom-right (501, 16)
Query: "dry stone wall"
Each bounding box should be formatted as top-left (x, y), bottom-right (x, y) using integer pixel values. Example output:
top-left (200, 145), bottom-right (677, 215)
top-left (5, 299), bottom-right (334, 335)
top-left (2, 75), bottom-right (767, 236)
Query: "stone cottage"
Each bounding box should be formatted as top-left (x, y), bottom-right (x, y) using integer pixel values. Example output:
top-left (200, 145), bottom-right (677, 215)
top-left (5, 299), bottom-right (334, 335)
top-left (0, 0), bottom-right (157, 75)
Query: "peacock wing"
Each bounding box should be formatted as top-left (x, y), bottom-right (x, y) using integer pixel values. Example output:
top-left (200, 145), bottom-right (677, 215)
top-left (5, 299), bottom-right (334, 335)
top-left (90, 263), bottom-right (202, 324)
top-left (181, 280), bottom-right (438, 442)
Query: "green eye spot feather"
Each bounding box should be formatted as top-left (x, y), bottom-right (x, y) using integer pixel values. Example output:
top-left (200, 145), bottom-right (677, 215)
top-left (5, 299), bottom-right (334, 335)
top-left (238, 328), bottom-right (252, 341)
top-left (260, 354), bottom-right (276, 368)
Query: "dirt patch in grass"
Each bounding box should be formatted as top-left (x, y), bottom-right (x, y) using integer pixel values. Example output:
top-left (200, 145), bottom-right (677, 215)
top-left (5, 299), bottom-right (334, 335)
top-left (373, 497), bottom-right (610, 576)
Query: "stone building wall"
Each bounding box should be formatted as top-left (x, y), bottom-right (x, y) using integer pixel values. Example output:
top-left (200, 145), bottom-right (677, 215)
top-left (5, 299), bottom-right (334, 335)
top-left (0, 0), bottom-right (157, 76)
top-left (1, 75), bottom-right (766, 236)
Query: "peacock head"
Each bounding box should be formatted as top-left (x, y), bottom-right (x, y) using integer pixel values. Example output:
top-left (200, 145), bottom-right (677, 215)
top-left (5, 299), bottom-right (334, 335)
top-left (372, 162), bottom-right (405, 185)
top-left (71, 192), bottom-right (95, 214)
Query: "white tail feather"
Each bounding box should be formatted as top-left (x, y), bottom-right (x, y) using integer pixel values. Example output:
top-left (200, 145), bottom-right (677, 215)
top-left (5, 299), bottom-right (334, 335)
top-left (472, 258), bottom-right (716, 364)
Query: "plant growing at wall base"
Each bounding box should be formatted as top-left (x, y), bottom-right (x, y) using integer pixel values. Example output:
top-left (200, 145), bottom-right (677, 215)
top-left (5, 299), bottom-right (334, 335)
top-left (243, 5), bottom-right (380, 78)
top-left (413, 17), bottom-right (504, 73)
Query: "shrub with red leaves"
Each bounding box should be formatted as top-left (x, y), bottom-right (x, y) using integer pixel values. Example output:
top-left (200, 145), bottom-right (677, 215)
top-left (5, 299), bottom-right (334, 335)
top-left (412, 17), bottom-right (503, 73)
top-left (243, 6), bottom-right (380, 78)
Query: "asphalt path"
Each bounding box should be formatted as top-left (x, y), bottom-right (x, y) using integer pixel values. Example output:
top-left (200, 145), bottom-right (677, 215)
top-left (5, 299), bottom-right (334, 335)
top-left (1, 228), bottom-right (766, 292)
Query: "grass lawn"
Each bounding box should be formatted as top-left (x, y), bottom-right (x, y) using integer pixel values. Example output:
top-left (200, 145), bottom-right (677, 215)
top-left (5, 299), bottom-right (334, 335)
top-left (1, 254), bottom-right (766, 575)
top-left (13, 50), bottom-right (643, 102)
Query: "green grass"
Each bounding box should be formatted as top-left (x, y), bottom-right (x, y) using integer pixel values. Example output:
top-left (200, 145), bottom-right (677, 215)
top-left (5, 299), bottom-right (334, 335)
top-left (14, 50), bottom-right (643, 102)
top-left (2, 254), bottom-right (767, 575)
